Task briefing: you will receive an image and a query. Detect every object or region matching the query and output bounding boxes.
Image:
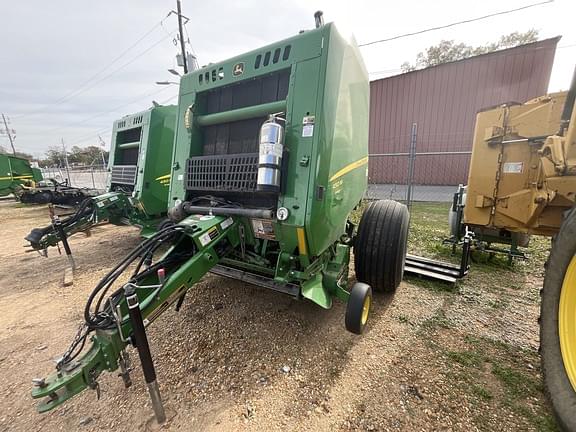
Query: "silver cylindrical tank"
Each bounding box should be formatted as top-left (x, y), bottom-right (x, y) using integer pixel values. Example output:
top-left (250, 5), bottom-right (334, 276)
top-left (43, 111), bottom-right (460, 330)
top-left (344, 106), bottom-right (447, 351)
top-left (257, 115), bottom-right (284, 192)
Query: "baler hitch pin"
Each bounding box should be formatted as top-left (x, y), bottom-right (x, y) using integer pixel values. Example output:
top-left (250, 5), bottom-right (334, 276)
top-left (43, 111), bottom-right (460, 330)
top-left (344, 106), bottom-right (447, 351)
top-left (124, 284), bottom-right (166, 424)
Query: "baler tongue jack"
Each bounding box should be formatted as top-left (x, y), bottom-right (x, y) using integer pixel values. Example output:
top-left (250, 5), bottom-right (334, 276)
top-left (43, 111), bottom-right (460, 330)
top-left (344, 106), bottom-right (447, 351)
top-left (124, 284), bottom-right (166, 423)
top-left (32, 214), bottom-right (240, 421)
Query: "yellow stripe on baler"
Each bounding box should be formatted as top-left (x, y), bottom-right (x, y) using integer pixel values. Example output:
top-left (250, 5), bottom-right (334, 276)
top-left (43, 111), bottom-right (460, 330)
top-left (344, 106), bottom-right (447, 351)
top-left (329, 156), bottom-right (368, 182)
top-left (297, 227), bottom-right (307, 256)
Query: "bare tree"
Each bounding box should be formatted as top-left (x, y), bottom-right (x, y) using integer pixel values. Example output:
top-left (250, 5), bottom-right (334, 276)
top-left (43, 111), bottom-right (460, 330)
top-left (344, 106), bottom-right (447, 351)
top-left (401, 29), bottom-right (539, 72)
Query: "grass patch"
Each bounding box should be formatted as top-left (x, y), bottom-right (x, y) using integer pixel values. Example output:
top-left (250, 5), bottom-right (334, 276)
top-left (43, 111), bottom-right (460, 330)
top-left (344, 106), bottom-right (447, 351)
top-left (492, 364), bottom-right (542, 399)
top-left (407, 202), bottom-right (455, 260)
top-left (397, 314), bottom-right (410, 324)
top-left (349, 200), bottom-right (368, 226)
top-left (434, 334), bottom-right (558, 431)
top-left (487, 297), bottom-right (509, 309)
top-left (404, 275), bottom-right (460, 294)
top-left (470, 384), bottom-right (493, 401)
top-left (447, 350), bottom-right (484, 368)
top-left (420, 309), bottom-right (452, 331)
top-left (398, 201), bottom-right (556, 430)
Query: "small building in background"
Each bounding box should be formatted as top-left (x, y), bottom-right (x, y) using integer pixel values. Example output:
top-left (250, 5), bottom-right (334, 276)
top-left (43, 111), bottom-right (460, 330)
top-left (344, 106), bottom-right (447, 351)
top-left (368, 37), bottom-right (559, 200)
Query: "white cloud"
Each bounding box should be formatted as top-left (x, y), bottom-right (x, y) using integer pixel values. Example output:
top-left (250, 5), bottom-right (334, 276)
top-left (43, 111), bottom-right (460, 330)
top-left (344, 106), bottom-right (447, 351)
top-left (1, 0), bottom-right (573, 156)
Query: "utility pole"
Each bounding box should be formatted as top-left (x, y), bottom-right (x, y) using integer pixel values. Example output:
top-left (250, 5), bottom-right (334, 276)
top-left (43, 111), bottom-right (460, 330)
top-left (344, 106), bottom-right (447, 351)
top-left (1, 113), bottom-right (16, 155)
top-left (98, 135), bottom-right (107, 168)
top-left (61, 138), bottom-right (72, 186)
top-left (176, 0), bottom-right (188, 74)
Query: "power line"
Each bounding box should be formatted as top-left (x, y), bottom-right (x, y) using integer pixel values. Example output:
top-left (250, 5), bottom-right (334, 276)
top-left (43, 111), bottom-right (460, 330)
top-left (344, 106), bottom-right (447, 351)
top-left (358, 0), bottom-right (554, 47)
top-left (14, 20), bottom-right (166, 120)
top-left (158, 94), bottom-right (179, 105)
top-left (32, 86), bottom-right (173, 136)
top-left (64, 31), bottom-right (176, 100)
top-left (17, 30), bottom-right (177, 125)
top-left (57, 88), bottom-right (177, 148)
top-left (62, 127), bottom-right (112, 149)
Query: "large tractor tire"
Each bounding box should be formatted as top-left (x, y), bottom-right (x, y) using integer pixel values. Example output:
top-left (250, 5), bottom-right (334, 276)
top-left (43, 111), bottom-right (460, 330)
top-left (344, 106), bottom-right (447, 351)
top-left (541, 206), bottom-right (576, 431)
top-left (354, 200), bottom-right (409, 292)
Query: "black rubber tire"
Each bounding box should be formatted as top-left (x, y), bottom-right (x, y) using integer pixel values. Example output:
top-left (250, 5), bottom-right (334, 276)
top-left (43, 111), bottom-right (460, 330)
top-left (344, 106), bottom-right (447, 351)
top-left (37, 191), bottom-right (53, 204)
top-left (354, 200), bottom-right (410, 292)
top-left (345, 282), bottom-right (372, 335)
top-left (541, 206), bottom-right (576, 432)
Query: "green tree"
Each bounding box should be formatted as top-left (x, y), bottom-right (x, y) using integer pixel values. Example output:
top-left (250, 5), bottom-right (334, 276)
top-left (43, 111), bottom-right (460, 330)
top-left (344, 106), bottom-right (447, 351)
top-left (14, 151), bottom-right (34, 160)
top-left (42, 146), bottom-right (67, 167)
top-left (0, 145), bottom-right (35, 160)
top-left (401, 29), bottom-right (539, 72)
top-left (40, 145), bottom-right (108, 167)
top-left (69, 145), bottom-right (108, 165)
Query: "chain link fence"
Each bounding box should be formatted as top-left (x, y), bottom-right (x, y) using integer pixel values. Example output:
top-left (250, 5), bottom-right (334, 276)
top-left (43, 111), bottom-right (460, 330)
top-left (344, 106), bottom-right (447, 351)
top-left (41, 165), bottom-right (109, 191)
top-left (367, 122), bottom-right (471, 206)
top-left (42, 122), bottom-right (470, 207)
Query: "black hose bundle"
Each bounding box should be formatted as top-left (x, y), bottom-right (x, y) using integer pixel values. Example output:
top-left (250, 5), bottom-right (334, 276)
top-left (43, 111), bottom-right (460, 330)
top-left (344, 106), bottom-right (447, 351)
top-left (58, 223), bottom-right (193, 368)
top-left (25, 198), bottom-right (96, 246)
top-left (84, 224), bottom-right (190, 330)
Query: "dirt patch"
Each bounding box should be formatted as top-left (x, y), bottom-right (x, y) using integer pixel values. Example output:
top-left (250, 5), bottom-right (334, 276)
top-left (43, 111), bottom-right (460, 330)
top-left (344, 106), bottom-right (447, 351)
top-left (0, 200), bottom-right (557, 431)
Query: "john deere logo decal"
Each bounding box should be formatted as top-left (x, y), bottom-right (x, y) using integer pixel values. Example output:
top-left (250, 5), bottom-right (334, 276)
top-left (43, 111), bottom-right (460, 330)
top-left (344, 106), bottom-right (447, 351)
top-left (232, 62), bottom-right (245, 76)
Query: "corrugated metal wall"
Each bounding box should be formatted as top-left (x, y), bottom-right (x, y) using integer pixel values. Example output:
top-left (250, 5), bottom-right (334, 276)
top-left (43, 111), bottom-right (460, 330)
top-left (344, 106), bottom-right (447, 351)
top-left (368, 37), bottom-right (559, 185)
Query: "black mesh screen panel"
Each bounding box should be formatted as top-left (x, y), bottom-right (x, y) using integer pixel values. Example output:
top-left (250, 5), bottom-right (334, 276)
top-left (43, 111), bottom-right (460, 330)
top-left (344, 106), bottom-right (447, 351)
top-left (116, 127), bottom-right (141, 144)
top-left (186, 153), bottom-right (259, 192)
top-left (202, 69), bottom-right (290, 114)
top-left (203, 117), bottom-right (265, 155)
top-left (119, 148), bottom-right (139, 165)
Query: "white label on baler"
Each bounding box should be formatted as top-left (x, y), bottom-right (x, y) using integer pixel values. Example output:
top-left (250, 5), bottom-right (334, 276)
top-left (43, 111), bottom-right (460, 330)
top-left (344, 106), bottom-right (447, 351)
top-left (302, 124), bottom-right (314, 137)
top-left (221, 217), bottom-right (233, 230)
top-left (109, 195), bottom-right (118, 201)
top-left (503, 162), bottom-right (523, 174)
top-left (260, 143), bottom-right (283, 157)
top-left (177, 174), bottom-right (184, 181)
top-left (198, 232), bottom-right (212, 246)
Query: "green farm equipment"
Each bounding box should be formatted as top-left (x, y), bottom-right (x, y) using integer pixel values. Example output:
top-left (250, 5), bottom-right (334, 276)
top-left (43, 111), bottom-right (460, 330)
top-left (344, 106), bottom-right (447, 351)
top-left (0, 154), bottom-right (42, 197)
top-left (25, 104), bottom-right (176, 252)
top-left (31, 15), bottom-right (409, 422)
top-left (16, 178), bottom-right (101, 206)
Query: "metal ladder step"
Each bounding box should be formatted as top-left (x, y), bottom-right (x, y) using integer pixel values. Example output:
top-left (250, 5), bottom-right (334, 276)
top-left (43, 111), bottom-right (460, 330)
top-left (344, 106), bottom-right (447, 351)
top-left (404, 254), bottom-right (468, 283)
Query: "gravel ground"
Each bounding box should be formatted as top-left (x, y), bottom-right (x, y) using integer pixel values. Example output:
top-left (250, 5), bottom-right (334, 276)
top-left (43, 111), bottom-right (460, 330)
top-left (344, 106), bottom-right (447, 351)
top-left (0, 200), bottom-right (557, 431)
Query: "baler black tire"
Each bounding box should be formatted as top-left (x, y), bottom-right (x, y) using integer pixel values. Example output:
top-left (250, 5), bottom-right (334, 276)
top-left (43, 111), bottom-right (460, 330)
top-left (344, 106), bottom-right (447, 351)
top-left (541, 206), bottom-right (576, 432)
top-left (354, 200), bottom-right (409, 292)
top-left (37, 191), bottom-right (53, 204)
top-left (345, 282), bottom-right (372, 335)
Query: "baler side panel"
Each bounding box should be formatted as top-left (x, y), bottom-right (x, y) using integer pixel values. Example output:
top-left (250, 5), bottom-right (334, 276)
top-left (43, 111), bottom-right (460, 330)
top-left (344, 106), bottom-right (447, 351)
top-left (274, 58), bottom-right (320, 254)
top-left (306, 26), bottom-right (369, 256)
top-left (139, 106), bottom-right (176, 217)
